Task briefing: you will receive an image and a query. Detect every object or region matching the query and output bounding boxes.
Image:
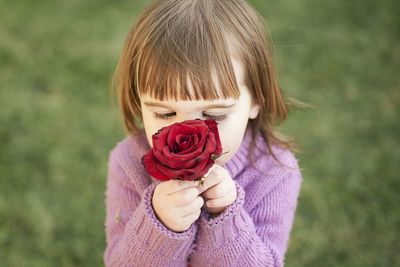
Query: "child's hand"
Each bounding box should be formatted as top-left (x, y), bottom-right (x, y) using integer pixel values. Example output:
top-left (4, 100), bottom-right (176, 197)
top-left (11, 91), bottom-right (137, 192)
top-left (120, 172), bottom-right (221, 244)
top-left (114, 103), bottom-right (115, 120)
top-left (196, 165), bottom-right (237, 217)
top-left (152, 180), bottom-right (204, 233)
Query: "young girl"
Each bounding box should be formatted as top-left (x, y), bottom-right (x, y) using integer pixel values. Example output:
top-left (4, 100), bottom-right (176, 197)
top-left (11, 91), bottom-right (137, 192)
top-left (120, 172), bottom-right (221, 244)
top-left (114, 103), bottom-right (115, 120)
top-left (104, 0), bottom-right (303, 266)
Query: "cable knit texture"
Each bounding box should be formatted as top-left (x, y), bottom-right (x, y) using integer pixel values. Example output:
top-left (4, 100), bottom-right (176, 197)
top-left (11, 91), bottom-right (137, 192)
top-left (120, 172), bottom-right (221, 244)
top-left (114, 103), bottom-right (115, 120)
top-left (104, 126), bottom-right (303, 266)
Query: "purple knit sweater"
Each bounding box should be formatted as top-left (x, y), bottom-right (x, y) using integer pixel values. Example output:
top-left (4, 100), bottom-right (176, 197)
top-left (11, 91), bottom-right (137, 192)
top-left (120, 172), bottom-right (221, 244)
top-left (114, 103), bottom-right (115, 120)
top-left (104, 127), bottom-right (303, 266)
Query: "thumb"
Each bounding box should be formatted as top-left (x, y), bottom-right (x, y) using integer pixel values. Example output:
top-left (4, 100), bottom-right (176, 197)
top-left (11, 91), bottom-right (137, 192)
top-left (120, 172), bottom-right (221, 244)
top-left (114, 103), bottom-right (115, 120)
top-left (195, 164), bottom-right (220, 194)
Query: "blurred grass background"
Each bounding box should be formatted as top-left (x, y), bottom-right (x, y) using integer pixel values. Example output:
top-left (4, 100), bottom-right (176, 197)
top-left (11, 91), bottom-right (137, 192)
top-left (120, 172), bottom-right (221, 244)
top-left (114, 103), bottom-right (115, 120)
top-left (0, 0), bottom-right (398, 266)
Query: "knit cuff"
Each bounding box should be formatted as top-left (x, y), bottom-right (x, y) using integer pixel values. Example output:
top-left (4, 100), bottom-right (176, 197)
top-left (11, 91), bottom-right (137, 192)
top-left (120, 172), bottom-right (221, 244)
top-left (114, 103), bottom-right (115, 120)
top-left (197, 181), bottom-right (249, 249)
top-left (128, 183), bottom-right (198, 261)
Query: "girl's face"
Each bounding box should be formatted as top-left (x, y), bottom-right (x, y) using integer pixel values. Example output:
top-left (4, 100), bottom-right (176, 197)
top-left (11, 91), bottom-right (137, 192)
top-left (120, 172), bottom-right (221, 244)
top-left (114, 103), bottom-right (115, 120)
top-left (140, 57), bottom-right (260, 165)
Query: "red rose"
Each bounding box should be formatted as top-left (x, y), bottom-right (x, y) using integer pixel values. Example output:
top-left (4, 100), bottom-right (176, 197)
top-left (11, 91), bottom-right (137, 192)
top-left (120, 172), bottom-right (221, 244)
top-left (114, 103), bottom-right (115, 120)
top-left (141, 119), bottom-right (222, 182)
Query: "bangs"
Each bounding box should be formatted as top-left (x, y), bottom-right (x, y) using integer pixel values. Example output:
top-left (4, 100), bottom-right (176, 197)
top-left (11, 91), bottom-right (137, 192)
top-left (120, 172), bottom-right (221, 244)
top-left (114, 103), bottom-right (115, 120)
top-left (133, 2), bottom-right (241, 101)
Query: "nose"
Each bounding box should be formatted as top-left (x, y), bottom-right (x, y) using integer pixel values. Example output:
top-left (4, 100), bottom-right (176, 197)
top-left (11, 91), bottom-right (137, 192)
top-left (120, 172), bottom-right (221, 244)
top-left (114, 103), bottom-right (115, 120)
top-left (175, 113), bottom-right (202, 122)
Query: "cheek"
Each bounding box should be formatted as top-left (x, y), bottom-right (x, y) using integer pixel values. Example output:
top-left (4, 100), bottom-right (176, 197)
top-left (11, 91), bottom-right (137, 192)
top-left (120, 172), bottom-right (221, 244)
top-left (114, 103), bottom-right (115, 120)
top-left (216, 116), bottom-right (249, 164)
top-left (142, 112), bottom-right (161, 148)
top-left (144, 125), bottom-right (154, 148)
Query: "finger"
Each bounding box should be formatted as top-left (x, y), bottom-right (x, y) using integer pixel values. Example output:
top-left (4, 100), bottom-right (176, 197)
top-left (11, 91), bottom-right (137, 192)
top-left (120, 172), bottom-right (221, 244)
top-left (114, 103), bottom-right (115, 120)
top-left (204, 164), bottom-right (217, 178)
top-left (205, 187), bottom-right (236, 208)
top-left (161, 179), bottom-right (199, 195)
top-left (181, 207), bottom-right (202, 225)
top-left (191, 165), bottom-right (217, 188)
top-left (196, 165), bottom-right (226, 192)
top-left (202, 179), bottom-right (233, 200)
top-left (171, 187), bottom-right (200, 207)
top-left (179, 196), bottom-right (204, 217)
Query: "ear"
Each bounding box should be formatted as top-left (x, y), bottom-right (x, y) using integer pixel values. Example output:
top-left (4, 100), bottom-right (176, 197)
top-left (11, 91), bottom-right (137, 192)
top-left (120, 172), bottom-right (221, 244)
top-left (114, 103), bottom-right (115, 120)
top-left (249, 103), bottom-right (260, 119)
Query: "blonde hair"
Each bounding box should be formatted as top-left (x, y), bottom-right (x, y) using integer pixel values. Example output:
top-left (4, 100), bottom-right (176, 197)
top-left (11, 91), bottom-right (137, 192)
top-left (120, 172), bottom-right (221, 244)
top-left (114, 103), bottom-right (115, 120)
top-left (112, 0), bottom-right (303, 163)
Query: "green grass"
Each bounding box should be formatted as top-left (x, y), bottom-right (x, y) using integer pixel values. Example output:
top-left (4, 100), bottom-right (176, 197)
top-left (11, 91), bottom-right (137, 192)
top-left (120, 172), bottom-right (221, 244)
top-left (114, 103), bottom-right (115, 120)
top-left (0, 0), bottom-right (398, 266)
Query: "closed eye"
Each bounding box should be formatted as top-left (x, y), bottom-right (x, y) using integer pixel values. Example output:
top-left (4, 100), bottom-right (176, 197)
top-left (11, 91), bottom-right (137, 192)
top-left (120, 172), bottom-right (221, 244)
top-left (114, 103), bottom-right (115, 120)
top-left (153, 112), bottom-right (227, 121)
top-left (153, 112), bottom-right (176, 120)
top-left (203, 113), bottom-right (227, 121)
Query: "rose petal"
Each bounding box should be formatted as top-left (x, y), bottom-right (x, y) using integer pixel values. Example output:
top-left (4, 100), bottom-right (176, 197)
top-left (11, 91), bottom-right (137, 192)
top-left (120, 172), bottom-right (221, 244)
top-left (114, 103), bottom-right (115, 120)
top-left (176, 133), bottom-right (201, 154)
top-left (205, 120), bottom-right (222, 154)
top-left (166, 167), bottom-right (199, 181)
top-left (161, 145), bottom-right (203, 166)
top-left (155, 161), bottom-right (187, 179)
top-left (141, 151), bottom-right (170, 181)
top-left (159, 146), bottom-right (197, 169)
top-left (142, 119), bottom-right (223, 182)
top-left (153, 147), bottom-right (184, 168)
top-left (167, 124), bottom-right (198, 150)
top-left (176, 134), bottom-right (193, 151)
top-left (180, 151), bottom-right (210, 169)
top-left (152, 128), bottom-right (170, 152)
top-left (205, 134), bottom-right (220, 157)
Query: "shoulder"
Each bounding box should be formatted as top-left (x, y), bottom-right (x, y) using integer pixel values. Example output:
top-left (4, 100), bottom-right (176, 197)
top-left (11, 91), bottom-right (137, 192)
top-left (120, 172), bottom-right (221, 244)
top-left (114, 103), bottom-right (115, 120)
top-left (233, 127), bottom-right (301, 176)
top-left (107, 130), bottom-right (152, 190)
top-left (257, 141), bottom-right (301, 175)
top-left (251, 137), bottom-right (301, 188)
top-left (109, 130), bottom-right (149, 164)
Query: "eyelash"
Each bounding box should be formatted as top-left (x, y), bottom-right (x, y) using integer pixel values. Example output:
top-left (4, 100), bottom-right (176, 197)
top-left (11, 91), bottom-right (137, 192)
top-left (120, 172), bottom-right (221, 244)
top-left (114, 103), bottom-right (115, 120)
top-left (153, 112), bottom-right (227, 121)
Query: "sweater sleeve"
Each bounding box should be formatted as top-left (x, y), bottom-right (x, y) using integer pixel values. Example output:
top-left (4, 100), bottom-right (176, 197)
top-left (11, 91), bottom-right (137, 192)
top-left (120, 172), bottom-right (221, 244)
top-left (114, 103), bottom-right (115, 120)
top-left (188, 166), bottom-right (302, 267)
top-left (103, 148), bottom-right (198, 266)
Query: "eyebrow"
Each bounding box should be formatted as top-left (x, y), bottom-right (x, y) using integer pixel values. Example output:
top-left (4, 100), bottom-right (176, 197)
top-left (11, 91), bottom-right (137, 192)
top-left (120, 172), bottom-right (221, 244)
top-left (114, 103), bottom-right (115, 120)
top-left (144, 101), bottom-right (237, 110)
